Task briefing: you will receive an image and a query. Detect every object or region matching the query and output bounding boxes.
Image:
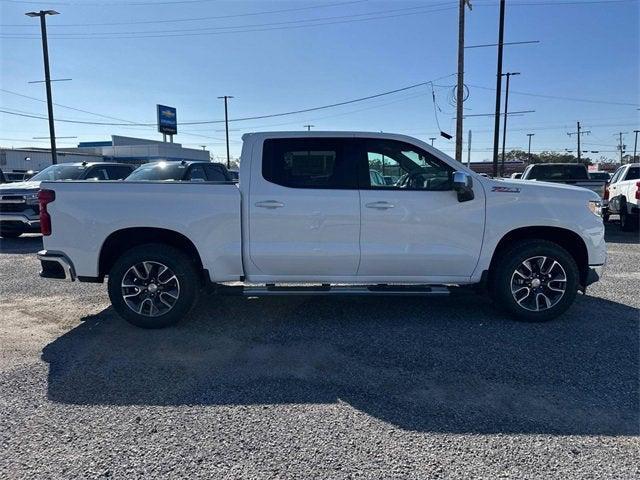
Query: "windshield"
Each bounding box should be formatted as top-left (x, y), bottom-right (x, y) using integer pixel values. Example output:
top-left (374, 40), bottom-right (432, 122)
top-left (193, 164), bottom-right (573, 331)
top-left (30, 164), bottom-right (89, 181)
top-left (125, 162), bottom-right (187, 181)
top-left (589, 172), bottom-right (610, 180)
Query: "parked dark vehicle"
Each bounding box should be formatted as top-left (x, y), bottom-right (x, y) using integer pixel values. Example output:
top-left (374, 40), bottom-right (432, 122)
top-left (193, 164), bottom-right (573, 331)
top-left (0, 162), bottom-right (135, 238)
top-left (125, 160), bottom-right (232, 182)
top-left (589, 171), bottom-right (611, 182)
top-left (520, 163), bottom-right (605, 197)
top-left (5, 170), bottom-right (38, 183)
top-left (0, 169), bottom-right (6, 184)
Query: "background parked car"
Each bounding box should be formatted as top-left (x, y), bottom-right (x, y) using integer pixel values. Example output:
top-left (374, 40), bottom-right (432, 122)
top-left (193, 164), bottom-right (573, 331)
top-left (4, 170), bottom-right (39, 183)
top-left (0, 162), bottom-right (135, 238)
top-left (603, 163), bottom-right (640, 230)
top-left (589, 171), bottom-right (611, 182)
top-left (125, 160), bottom-right (232, 182)
top-left (520, 163), bottom-right (606, 197)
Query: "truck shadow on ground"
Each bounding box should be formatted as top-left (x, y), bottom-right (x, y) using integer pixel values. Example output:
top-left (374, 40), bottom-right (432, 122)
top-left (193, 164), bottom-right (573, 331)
top-left (0, 235), bottom-right (42, 254)
top-left (42, 292), bottom-right (639, 436)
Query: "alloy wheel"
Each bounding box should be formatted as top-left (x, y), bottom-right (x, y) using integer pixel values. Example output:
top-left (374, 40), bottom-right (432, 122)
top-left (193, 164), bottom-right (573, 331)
top-left (510, 256), bottom-right (567, 312)
top-left (121, 261), bottom-right (180, 317)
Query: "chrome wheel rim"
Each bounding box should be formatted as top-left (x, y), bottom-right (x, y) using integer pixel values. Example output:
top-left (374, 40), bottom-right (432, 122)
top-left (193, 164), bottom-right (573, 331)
top-left (510, 256), bottom-right (567, 312)
top-left (121, 261), bottom-right (180, 317)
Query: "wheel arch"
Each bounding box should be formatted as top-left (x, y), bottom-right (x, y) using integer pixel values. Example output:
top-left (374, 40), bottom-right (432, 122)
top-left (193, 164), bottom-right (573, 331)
top-left (489, 226), bottom-right (590, 286)
top-left (98, 227), bottom-right (207, 282)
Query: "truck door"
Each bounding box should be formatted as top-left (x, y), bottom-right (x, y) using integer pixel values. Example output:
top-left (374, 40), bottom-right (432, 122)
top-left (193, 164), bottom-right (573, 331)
top-left (357, 138), bottom-right (485, 279)
top-left (248, 137), bottom-right (361, 278)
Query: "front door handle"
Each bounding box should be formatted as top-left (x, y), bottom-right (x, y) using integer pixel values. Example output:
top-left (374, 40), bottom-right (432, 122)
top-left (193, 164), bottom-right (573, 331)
top-left (365, 201), bottom-right (395, 210)
top-left (255, 200), bottom-right (285, 209)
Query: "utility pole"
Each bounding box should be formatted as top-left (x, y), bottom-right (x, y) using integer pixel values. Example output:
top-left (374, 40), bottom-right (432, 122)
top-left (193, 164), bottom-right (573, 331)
top-left (304, 124), bottom-right (314, 131)
top-left (492, 0), bottom-right (506, 177)
top-left (467, 129), bottom-right (472, 166)
top-left (429, 137), bottom-right (436, 146)
top-left (633, 130), bottom-right (639, 162)
top-left (616, 132), bottom-right (628, 164)
top-left (567, 122), bottom-right (590, 162)
top-left (500, 72), bottom-right (520, 176)
top-left (26, 10), bottom-right (59, 164)
top-left (526, 133), bottom-right (534, 163)
top-left (455, 0), bottom-right (472, 162)
top-left (217, 95), bottom-right (233, 168)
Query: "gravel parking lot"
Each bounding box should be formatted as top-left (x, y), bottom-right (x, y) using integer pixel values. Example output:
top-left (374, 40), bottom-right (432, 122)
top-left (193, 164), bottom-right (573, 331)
top-left (1, 224), bottom-right (638, 479)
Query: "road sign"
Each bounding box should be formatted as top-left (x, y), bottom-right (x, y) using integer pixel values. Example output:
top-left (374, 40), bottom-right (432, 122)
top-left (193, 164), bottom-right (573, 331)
top-left (157, 105), bottom-right (177, 135)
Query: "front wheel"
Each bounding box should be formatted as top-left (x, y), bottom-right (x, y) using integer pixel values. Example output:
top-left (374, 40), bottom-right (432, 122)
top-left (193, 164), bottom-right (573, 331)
top-left (490, 240), bottom-right (579, 322)
top-left (107, 243), bottom-right (200, 328)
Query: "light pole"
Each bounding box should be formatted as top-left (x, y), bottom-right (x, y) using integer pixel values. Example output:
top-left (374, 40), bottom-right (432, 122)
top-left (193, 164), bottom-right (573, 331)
top-left (304, 124), bottom-right (314, 131)
top-left (634, 130), bottom-right (639, 162)
top-left (492, 0), bottom-right (506, 177)
top-left (26, 10), bottom-right (59, 164)
top-left (217, 95), bottom-right (233, 168)
top-left (500, 71), bottom-right (520, 176)
top-left (429, 137), bottom-right (436, 146)
top-left (526, 133), bottom-right (534, 163)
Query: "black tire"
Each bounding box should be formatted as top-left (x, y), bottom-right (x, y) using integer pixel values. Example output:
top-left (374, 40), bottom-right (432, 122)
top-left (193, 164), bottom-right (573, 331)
top-left (619, 200), bottom-right (638, 232)
top-left (0, 231), bottom-right (23, 238)
top-left (489, 239), bottom-right (579, 322)
top-left (107, 243), bottom-right (200, 329)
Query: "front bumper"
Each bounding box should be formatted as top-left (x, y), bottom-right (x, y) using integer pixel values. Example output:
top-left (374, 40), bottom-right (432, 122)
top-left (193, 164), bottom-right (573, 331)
top-left (0, 214), bottom-right (40, 232)
top-left (37, 250), bottom-right (76, 281)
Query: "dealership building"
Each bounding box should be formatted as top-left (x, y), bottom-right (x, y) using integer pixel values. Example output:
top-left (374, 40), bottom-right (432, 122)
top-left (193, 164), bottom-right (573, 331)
top-left (0, 135), bottom-right (210, 173)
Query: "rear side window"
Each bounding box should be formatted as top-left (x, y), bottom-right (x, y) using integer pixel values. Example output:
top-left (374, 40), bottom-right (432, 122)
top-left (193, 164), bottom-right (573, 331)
top-left (624, 167), bottom-right (639, 181)
top-left (186, 165), bottom-right (207, 181)
top-left (262, 138), bottom-right (358, 189)
top-left (105, 165), bottom-right (134, 180)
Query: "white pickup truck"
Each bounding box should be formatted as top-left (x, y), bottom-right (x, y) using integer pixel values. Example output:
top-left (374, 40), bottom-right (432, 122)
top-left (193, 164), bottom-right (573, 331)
top-left (603, 163), bottom-right (639, 231)
top-left (37, 132), bottom-right (606, 328)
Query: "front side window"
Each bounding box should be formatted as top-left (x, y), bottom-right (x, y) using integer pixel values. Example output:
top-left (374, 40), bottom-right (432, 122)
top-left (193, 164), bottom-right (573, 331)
top-left (204, 164), bottom-right (229, 182)
top-left (363, 139), bottom-right (453, 190)
top-left (105, 165), bottom-right (134, 180)
top-left (262, 138), bottom-right (357, 189)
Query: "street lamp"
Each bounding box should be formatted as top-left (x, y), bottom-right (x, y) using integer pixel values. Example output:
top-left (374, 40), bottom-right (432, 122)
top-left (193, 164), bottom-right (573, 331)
top-left (26, 10), bottom-right (59, 164)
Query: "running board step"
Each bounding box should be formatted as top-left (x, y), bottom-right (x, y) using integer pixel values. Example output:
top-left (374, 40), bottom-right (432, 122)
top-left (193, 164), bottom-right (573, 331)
top-left (216, 285), bottom-right (450, 297)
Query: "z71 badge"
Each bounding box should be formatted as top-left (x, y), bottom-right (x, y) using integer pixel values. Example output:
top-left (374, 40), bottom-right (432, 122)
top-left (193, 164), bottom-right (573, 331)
top-left (492, 186), bottom-right (521, 193)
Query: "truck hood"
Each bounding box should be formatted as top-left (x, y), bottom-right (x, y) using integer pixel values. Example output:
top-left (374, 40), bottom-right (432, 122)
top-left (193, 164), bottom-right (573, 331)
top-left (0, 180), bottom-right (41, 194)
top-left (488, 178), bottom-right (600, 199)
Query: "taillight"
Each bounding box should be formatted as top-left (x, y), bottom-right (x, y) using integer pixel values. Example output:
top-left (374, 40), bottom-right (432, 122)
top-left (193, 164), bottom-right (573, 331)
top-left (636, 181), bottom-right (640, 201)
top-left (603, 183), bottom-right (610, 200)
top-left (38, 189), bottom-right (55, 236)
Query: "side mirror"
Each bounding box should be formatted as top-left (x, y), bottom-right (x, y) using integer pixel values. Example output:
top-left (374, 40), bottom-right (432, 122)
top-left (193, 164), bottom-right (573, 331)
top-left (452, 171), bottom-right (474, 202)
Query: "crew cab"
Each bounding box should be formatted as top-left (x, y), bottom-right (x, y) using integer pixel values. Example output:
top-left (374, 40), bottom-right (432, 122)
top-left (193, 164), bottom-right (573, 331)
top-left (520, 163), bottom-right (606, 197)
top-left (0, 162), bottom-right (134, 238)
top-left (37, 132), bottom-right (606, 328)
top-left (603, 163), bottom-right (639, 231)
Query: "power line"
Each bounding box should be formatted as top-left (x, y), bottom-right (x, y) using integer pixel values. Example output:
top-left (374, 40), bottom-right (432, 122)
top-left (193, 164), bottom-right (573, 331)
top-left (0, 1), bottom-right (369, 27)
top-left (0, 5), bottom-right (459, 39)
top-left (0, 74), bottom-right (456, 126)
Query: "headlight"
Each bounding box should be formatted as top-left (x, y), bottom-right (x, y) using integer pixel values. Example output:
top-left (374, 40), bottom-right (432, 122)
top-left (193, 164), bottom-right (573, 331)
top-left (587, 199), bottom-right (602, 217)
top-left (25, 193), bottom-right (39, 205)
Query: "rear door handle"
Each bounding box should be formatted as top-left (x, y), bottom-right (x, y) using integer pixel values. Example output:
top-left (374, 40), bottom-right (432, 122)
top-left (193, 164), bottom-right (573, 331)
top-left (255, 200), bottom-right (285, 209)
top-left (365, 201), bottom-right (395, 210)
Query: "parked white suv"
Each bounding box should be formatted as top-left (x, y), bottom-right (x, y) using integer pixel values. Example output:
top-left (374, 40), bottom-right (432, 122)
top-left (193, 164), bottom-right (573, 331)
top-left (603, 163), bottom-right (639, 231)
top-left (36, 132), bottom-right (606, 328)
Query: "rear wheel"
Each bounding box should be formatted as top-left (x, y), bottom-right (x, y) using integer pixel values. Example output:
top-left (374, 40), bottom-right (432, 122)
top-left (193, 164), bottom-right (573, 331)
top-left (619, 200), bottom-right (638, 232)
top-left (107, 243), bottom-right (200, 328)
top-left (490, 240), bottom-right (579, 322)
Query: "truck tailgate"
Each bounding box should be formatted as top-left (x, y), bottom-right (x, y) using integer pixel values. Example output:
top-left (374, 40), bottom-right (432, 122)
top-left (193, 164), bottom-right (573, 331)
top-left (40, 181), bottom-right (242, 282)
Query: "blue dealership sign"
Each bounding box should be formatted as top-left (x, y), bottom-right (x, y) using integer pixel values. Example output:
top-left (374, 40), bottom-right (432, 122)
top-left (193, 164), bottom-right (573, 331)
top-left (157, 104), bottom-right (177, 135)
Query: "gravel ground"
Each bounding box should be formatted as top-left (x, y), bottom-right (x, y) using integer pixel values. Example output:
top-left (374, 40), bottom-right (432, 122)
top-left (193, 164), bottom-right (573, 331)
top-left (0, 224), bottom-right (638, 479)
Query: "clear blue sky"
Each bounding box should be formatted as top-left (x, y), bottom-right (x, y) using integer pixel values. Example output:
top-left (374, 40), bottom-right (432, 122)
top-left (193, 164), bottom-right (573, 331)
top-left (1, 0), bottom-right (638, 162)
